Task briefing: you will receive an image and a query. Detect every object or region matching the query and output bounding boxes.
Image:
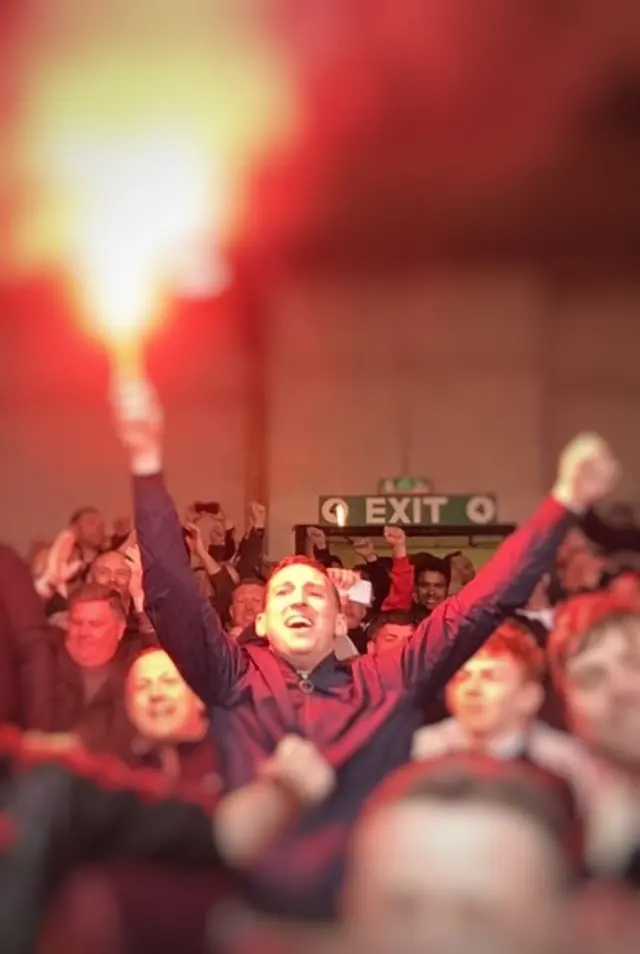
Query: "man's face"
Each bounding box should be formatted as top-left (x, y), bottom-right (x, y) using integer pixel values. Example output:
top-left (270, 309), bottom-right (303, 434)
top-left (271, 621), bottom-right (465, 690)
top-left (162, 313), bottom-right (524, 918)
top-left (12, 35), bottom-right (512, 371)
top-left (416, 570), bottom-right (449, 611)
top-left (370, 622), bottom-right (413, 656)
top-left (344, 801), bottom-right (564, 954)
top-left (66, 599), bottom-right (125, 669)
top-left (76, 510), bottom-right (106, 549)
top-left (208, 513), bottom-right (226, 546)
top-left (231, 583), bottom-right (266, 631)
top-left (126, 650), bottom-right (202, 741)
top-left (564, 619), bottom-right (640, 769)
top-left (344, 599), bottom-right (367, 631)
top-left (257, 563), bottom-right (342, 665)
top-left (557, 529), bottom-right (605, 594)
top-left (449, 554), bottom-right (475, 588)
top-left (90, 551), bottom-right (132, 599)
top-left (445, 651), bottom-right (539, 741)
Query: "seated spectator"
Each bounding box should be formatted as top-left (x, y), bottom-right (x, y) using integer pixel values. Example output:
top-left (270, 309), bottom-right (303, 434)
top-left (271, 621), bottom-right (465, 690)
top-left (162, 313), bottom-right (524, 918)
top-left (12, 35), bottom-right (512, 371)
top-left (343, 755), bottom-right (579, 954)
top-left (69, 505), bottom-right (108, 568)
top-left (327, 567), bottom-right (375, 655)
top-left (308, 529), bottom-right (393, 642)
top-left (555, 527), bottom-right (606, 598)
top-left (366, 611), bottom-right (413, 655)
top-left (228, 578), bottom-right (266, 640)
top-left (43, 546), bottom-right (157, 651)
top-left (91, 546), bottom-right (157, 649)
top-left (341, 584), bottom-right (369, 651)
top-left (444, 550), bottom-right (476, 595)
top-left (50, 583), bottom-right (138, 762)
top-left (90, 549), bottom-right (136, 602)
top-left (413, 553), bottom-right (450, 620)
top-left (125, 648), bottom-right (218, 793)
top-left (412, 621), bottom-right (569, 759)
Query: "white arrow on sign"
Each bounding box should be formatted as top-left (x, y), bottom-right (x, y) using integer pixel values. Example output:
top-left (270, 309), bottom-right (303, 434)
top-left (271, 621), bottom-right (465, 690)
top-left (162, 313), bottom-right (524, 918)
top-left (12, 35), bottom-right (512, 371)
top-left (320, 497), bottom-right (349, 525)
top-left (465, 495), bottom-right (496, 525)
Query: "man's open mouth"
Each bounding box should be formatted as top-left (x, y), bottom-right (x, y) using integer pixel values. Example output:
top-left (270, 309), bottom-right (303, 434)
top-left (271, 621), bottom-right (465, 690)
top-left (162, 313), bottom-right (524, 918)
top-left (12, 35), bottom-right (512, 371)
top-left (285, 614), bottom-right (314, 630)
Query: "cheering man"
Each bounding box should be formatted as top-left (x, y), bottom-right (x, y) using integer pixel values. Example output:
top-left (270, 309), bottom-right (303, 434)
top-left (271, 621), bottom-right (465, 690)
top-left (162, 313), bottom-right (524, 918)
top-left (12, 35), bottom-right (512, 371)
top-left (113, 375), bottom-right (619, 918)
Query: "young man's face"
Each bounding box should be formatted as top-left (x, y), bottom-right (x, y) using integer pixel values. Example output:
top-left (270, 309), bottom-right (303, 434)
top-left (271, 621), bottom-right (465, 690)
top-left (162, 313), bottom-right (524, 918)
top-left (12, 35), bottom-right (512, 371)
top-left (230, 582), bottom-right (266, 631)
top-left (344, 800), bottom-right (565, 954)
top-left (369, 622), bottom-right (413, 656)
top-left (126, 649), bottom-right (203, 741)
top-left (66, 599), bottom-right (125, 669)
top-left (257, 563), bottom-right (344, 667)
top-left (446, 650), bottom-right (540, 741)
top-left (344, 598), bottom-right (367, 631)
top-left (564, 618), bottom-right (640, 770)
top-left (75, 510), bottom-right (106, 550)
top-left (557, 529), bottom-right (605, 595)
top-left (90, 551), bottom-right (132, 600)
top-left (415, 570), bottom-right (448, 611)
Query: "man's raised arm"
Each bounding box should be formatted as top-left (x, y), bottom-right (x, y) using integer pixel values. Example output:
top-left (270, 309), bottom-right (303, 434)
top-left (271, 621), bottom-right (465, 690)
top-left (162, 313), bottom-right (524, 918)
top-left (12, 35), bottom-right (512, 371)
top-left (112, 376), bottom-right (247, 706)
top-left (391, 434), bottom-right (620, 691)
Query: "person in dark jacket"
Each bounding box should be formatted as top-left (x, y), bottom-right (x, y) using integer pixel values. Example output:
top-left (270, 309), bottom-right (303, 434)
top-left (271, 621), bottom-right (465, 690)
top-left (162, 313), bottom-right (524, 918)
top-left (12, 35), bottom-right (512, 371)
top-left (112, 376), bottom-right (619, 918)
top-left (125, 647), bottom-right (219, 792)
top-left (50, 583), bottom-right (140, 762)
top-left (0, 545), bottom-right (55, 730)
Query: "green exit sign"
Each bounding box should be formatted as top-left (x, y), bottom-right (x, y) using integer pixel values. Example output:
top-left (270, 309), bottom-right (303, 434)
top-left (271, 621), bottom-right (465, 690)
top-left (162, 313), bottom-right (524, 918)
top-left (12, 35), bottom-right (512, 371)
top-left (319, 494), bottom-right (498, 528)
top-left (377, 476), bottom-right (432, 494)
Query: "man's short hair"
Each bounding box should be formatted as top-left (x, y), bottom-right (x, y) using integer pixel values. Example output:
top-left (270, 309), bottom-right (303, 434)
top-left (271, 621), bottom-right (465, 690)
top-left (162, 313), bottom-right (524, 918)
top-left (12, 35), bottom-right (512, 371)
top-left (68, 583), bottom-right (127, 620)
top-left (69, 506), bottom-right (99, 526)
top-left (414, 554), bottom-right (451, 586)
top-left (234, 577), bottom-right (267, 593)
top-left (548, 589), bottom-right (640, 690)
top-left (267, 556), bottom-right (340, 605)
top-left (367, 611), bottom-right (414, 643)
top-left (269, 555), bottom-right (332, 580)
top-left (364, 754), bottom-right (581, 873)
top-left (481, 621), bottom-right (546, 682)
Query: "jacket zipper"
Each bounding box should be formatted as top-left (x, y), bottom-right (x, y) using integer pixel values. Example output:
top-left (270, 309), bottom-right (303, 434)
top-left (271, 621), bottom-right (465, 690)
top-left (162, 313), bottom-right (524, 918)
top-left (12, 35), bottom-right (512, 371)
top-left (296, 669), bottom-right (314, 694)
top-left (295, 669), bottom-right (314, 736)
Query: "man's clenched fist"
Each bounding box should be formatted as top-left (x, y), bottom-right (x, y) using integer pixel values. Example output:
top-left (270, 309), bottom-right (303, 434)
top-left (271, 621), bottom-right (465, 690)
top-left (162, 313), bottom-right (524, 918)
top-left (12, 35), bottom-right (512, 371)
top-left (260, 736), bottom-right (336, 807)
top-left (553, 433), bottom-right (619, 513)
top-left (383, 526), bottom-right (407, 558)
top-left (111, 377), bottom-right (164, 476)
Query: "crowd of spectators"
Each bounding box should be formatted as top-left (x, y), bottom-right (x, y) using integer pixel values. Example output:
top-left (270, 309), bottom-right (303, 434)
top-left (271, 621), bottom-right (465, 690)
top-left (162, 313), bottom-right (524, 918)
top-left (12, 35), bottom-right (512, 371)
top-left (0, 380), bottom-right (638, 954)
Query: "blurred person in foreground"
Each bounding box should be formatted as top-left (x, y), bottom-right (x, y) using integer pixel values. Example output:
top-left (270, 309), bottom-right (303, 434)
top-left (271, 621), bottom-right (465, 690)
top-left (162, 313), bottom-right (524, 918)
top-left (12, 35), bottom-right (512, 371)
top-left (545, 589), bottom-right (640, 880)
top-left (342, 756), bottom-right (579, 954)
top-left (112, 373), bottom-right (618, 918)
top-left (0, 729), bottom-right (335, 954)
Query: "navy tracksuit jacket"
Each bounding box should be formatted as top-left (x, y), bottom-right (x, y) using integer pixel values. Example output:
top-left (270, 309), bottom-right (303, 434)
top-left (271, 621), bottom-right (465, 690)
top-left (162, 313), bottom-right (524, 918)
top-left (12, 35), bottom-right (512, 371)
top-left (134, 475), bottom-right (575, 918)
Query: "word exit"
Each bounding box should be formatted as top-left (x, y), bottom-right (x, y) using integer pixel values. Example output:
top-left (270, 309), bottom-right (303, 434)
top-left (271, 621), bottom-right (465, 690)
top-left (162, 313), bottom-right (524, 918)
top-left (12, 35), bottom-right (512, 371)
top-left (318, 494), bottom-right (497, 528)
